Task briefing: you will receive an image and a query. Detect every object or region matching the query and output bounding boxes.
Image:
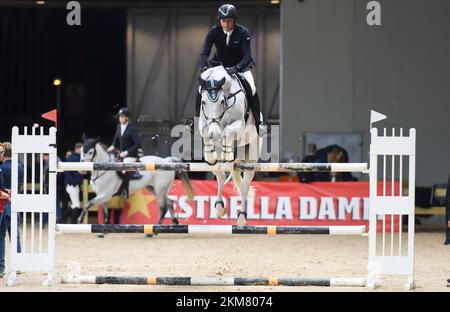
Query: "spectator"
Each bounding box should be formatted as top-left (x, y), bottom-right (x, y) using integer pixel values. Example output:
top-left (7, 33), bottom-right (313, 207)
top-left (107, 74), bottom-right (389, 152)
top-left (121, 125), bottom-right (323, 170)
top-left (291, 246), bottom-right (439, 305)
top-left (57, 151), bottom-right (73, 224)
top-left (302, 143), bottom-right (317, 162)
top-left (300, 144), bottom-right (356, 182)
top-left (444, 172), bottom-right (450, 245)
top-left (298, 143), bottom-right (317, 182)
top-left (0, 146), bottom-right (11, 278)
top-left (64, 143), bottom-right (83, 223)
top-left (0, 142), bottom-right (22, 277)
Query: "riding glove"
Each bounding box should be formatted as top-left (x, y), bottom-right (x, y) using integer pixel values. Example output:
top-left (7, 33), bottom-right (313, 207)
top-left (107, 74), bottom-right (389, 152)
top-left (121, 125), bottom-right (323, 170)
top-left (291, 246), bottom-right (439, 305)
top-left (225, 66), bottom-right (240, 76)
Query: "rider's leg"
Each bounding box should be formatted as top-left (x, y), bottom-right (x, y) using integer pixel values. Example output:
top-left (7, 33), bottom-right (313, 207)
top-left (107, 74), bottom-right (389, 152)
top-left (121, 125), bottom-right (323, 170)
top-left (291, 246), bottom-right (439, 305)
top-left (121, 157), bottom-right (138, 198)
top-left (66, 185), bottom-right (82, 224)
top-left (240, 71), bottom-right (267, 135)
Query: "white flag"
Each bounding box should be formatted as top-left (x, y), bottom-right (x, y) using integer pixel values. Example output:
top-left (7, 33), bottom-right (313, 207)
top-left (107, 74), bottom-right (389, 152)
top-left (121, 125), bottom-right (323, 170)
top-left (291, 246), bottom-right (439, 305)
top-left (370, 110), bottom-right (387, 126)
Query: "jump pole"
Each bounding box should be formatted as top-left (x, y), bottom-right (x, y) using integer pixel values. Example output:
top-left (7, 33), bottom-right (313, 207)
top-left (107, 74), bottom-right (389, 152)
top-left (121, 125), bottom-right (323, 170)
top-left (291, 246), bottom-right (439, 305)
top-left (61, 275), bottom-right (366, 287)
top-left (55, 224), bottom-right (366, 235)
top-left (58, 161), bottom-right (368, 173)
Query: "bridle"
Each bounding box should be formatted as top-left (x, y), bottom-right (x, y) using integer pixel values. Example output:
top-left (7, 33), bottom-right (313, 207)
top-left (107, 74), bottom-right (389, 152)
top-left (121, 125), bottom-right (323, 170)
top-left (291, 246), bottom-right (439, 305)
top-left (200, 77), bottom-right (243, 126)
top-left (83, 143), bottom-right (114, 184)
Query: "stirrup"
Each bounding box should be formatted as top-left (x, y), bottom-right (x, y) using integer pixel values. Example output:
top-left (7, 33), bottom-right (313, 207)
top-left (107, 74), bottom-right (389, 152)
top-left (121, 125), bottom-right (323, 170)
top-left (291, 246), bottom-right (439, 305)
top-left (257, 122), bottom-right (269, 137)
top-left (184, 118), bottom-right (194, 133)
top-left (121, 188), bottom-right (129, 199)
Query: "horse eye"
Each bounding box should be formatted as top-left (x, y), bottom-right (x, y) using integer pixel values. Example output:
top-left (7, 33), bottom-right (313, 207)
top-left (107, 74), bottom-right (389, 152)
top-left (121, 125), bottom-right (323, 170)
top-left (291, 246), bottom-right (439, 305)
top-left (201, 101), bottom-right (206, 105)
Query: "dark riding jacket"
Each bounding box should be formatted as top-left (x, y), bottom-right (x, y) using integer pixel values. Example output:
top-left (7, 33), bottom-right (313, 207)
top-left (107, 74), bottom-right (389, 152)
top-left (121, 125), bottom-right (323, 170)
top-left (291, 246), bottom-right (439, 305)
top-left (199, 24), bottom-right (255, 71)
top-left (112, 123), bottom-right (142, 158)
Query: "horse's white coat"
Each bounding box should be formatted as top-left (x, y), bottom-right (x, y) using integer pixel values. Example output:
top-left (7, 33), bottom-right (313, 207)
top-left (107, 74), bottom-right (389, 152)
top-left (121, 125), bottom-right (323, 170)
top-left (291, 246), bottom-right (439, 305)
top-left (198, 66), bottom-right (263, 225)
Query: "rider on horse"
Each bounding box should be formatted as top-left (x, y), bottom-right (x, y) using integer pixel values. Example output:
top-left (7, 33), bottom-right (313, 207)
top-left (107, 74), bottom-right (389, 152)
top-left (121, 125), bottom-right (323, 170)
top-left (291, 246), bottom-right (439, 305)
top-left (186, 3), bottom-right (268, 136)
top-left (107, 107), bottom-right (143, 198)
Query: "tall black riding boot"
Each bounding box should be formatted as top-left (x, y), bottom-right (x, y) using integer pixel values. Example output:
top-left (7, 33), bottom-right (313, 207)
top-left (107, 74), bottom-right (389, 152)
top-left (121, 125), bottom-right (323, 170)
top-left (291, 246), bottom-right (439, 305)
top-left (121, 172), bottom-right (131, 199)
top-left (250, 92), bottom-right (268, 136)
top-left (71, 208), bottom-right (82, 224)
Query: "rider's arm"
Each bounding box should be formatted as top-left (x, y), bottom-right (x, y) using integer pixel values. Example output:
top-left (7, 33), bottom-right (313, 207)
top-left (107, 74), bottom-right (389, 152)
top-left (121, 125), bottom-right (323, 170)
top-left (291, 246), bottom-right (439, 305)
top-left (199, 27), bottom-right (215, 70)
top-left (125, 126), bottom-right (142, 157)
top-left (110, 126), bottom-right (120, 150)
top-left (235, 28), bottom-right (253, 71)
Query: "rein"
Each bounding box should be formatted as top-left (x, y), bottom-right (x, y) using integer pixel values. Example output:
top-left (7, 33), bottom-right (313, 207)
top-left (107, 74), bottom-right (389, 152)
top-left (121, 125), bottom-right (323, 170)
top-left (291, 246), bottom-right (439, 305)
top-left (88, 144), bottom-right (114, 184)
top-left (201, 82), bottom-right (244, 125)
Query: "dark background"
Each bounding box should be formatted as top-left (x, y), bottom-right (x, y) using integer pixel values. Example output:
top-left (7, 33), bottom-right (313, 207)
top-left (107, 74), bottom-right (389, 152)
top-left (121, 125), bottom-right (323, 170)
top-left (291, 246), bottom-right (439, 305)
top-left (0, 6), bottom-right (126, 156)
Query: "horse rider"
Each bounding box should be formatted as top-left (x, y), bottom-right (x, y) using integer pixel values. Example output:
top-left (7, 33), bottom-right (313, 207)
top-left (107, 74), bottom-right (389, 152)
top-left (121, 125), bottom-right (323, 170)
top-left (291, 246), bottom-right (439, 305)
top-left (107, 107), bottom-right (142, 198)
top-left (185, 3), bottom-right (268, 136)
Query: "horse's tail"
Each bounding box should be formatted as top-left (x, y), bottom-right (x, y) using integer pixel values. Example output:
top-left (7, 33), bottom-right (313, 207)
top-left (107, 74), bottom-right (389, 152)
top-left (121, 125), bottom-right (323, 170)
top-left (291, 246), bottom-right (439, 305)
top-left (166, 157), bottom-right (194, 201)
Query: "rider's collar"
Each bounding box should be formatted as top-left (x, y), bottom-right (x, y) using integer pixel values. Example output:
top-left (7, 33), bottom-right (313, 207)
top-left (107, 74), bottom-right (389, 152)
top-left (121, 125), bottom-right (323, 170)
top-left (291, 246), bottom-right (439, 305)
top-left (223, 28), bottom-right (234, 36)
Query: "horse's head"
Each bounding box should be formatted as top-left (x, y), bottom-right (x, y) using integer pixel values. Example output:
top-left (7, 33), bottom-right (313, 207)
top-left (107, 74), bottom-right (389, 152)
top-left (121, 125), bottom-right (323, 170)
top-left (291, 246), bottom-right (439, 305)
top-left (81, 133), bottom-right (101, 162)
top-left (198, 66), bottom-right (231, 142)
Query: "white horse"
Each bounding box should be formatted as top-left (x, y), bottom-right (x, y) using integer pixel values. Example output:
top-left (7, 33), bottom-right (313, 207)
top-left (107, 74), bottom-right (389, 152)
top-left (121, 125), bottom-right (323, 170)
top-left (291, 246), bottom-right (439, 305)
top-left (198, 65), bottom-right (262, 225)
top-left (77, 135), bottom-right (193, 225)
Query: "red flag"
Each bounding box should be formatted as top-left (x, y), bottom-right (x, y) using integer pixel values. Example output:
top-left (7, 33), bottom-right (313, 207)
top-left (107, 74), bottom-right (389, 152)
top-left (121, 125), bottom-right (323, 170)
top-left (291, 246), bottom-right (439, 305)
top-left (41, 109), bottom-right (57, 126)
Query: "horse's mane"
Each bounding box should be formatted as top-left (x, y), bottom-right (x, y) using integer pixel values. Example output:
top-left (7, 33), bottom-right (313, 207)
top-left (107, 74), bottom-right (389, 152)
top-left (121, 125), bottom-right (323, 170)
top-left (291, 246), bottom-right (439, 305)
top-left (95, 141), bottom-right (109, 152)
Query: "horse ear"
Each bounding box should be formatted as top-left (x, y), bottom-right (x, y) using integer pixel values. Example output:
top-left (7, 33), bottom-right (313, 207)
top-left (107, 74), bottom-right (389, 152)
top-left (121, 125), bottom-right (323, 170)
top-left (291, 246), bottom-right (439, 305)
top-left (218, 77), bottom-right (226, 88)
top-left (82, 132), bottom-right (87, 142)
top-left (198, 76), bottom-right (206, 89)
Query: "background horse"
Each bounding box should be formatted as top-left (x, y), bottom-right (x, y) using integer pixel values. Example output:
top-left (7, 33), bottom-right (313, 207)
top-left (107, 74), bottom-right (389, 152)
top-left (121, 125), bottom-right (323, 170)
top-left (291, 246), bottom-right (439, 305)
top-left (198, 65), bottom-right (262, 225)
top-left (78, 135), bottom-right (193, 226)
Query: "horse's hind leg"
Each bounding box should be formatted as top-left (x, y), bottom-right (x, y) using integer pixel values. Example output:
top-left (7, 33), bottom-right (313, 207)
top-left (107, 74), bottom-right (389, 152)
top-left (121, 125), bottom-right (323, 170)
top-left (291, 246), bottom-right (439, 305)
top-left (166, 199), bottom-right (179, 224)
top-left (214, 171), bottom-right (227, 218)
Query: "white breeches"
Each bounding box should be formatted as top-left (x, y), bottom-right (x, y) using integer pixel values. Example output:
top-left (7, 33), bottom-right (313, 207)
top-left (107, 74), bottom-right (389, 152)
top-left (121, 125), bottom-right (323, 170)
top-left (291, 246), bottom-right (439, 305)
top-left (66, 185), bottom-right (80, 209)
top-left (123, 157), bottom-right (137, 163)
top-left (239, 71), bottom-right (256, 95)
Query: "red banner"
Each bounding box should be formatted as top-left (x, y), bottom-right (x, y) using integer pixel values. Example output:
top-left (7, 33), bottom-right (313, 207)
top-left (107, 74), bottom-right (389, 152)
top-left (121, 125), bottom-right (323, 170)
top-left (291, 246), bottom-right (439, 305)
top-left (111, 180), bottom-right (399, 231)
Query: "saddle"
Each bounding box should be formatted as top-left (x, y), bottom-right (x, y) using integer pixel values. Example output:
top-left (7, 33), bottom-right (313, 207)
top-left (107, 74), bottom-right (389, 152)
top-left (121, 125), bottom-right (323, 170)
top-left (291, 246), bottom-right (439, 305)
top-left (235, 73), bottom-right (253, 118)
top-left (113, 150), bottom-right (144, 181)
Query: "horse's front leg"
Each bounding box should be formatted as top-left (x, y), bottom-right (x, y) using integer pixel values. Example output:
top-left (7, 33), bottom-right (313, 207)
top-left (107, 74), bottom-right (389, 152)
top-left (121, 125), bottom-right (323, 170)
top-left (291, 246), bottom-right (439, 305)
top-left (203, 136), bottom-right (218, 165)
top-left (237, 170), bottom-right (255, 226)
top-left (77, 195), bottom-right (107, 224)
top-left (213, 170), bottom-right (227, 218)
top-left (222, 119), bottom-right (244, 162)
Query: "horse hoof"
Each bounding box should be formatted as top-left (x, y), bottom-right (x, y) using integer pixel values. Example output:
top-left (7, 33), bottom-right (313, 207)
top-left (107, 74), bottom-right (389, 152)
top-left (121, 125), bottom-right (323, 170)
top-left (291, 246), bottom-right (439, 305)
top-left (237, 214), bottom-right (247, 226)
top-left (221, 152), bottom-right (234, 162)
top-left (215, 201), bottom-right (227, 218)
top-left (145, 234), bottom-right (154, 238)
top-left (96, 233), bottom-right (105, 238)
top-left (205, 151), bottom-right (218, 165)
top-left (172, 218), bottom-right (179, 225)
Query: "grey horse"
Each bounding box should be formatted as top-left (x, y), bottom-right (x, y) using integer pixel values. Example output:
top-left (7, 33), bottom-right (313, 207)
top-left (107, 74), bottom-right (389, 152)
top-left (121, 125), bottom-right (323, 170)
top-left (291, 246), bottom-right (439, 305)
top-left (198, 65), bottom-right (263, 225)
top-left (77, 135), bottom-right (193, 226)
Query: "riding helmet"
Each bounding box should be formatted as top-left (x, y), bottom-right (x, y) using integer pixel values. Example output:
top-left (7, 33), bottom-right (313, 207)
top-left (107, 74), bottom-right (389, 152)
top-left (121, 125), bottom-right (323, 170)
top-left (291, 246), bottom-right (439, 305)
top-left (117, 107), bottom-right (130, 117)
top-left (217, 4), bottom-right (237, 20)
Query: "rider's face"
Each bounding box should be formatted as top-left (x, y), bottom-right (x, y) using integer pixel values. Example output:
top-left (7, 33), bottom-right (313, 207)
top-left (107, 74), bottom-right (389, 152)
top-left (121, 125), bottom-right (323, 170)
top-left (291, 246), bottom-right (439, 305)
top-left (220, 18), bottom-right (235, 32)
top-left (119, 115), bottom-right (129, 125)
